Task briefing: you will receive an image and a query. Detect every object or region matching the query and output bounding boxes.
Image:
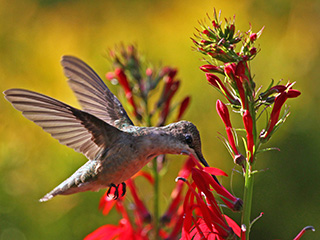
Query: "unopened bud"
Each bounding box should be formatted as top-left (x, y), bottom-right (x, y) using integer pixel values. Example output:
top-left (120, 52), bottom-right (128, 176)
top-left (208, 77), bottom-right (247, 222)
top-left (249, 33), bottom-right (257, 42)
top-left (234, 154), bottom-right (246, 166)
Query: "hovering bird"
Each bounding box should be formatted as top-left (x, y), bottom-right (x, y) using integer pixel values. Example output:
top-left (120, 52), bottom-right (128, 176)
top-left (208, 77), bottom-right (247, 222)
top-left (4, 56), bottom-right (213, 202)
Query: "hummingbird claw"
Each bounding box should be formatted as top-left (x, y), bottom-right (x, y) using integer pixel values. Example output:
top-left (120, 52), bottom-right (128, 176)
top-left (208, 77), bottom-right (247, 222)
top-left (120, 182), bottom-right (126, 197)
top-left (107, 182), bottom-right (127, 200)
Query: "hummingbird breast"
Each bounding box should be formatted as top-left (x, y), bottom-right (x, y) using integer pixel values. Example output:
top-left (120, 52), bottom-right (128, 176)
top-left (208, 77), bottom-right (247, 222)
top-left (96, 136), bottom-right (152, 185)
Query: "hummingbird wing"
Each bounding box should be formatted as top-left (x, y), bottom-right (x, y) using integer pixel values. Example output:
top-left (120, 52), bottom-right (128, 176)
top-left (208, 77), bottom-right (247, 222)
top-left (61, 55), bottom-right (134, 129)
top-left (4, 88), bottom-right (123, 160)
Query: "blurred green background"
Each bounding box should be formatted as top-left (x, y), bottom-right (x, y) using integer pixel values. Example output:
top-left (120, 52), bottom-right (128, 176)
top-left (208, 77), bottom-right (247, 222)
top-left (0, 0), bottom-right (319, 239)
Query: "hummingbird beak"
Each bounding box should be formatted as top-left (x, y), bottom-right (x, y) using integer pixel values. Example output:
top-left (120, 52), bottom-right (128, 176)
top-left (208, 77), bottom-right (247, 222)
top-left (194, 151), bottom-right (210, 167)
top-left (181, 149), bottom-right (221, 185)
top-left (181, 149), bottom-right (209, 167)
top-left (197, 154), bottom-right (209, 167)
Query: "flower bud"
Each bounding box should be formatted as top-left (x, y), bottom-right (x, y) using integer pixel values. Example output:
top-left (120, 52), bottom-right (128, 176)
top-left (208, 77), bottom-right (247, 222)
top-left (249, 33), bottom-right (257, 42)
top-left (234, 154), bottom-right (246, 166)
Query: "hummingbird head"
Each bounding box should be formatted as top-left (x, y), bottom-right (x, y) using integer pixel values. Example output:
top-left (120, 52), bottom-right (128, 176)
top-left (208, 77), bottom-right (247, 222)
top-left (165, 120), bottom-right (210, 167)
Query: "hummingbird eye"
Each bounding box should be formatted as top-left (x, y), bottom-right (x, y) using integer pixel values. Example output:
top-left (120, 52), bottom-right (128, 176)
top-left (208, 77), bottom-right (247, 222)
top-left (185, 134), bottom-right (193, 145)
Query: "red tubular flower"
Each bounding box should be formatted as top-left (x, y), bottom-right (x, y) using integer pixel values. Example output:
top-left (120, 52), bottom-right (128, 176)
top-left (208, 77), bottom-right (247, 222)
top-left (216, 100), bottom-right (240, 157)
top-left (261, 86), bottom-right (301, 141)
top-left (224, 62), bottom-right (236, 79)
top-left (193, 168), bottom-right (243, 212)
top-left (216, 99), bottom-right (232, 127)
top-left (293, 226), bottom-right (315, 240)
top-left (99, 186), bottom-right (125, 215)
top-left (243, 110), bottom-right (254, 162)
top-left (114, 68), bottom-right (139, 117)
top-left (249, 47), bottom-right (257, 55)
top-left (235, 61), bottom-right (249, 83)
top-left (159, 80), bottom-right (180, 125)
top-left (207, 73), bottom-right (237, 104)
top-left (180, 169), bottom-right (240, 239)
top-left (84, 224), bottom-right (122, 240)
top-left (126, 179), bottom-right (151, 223)
top-left (161, 157), bottom-right (195, 224)
top-left (224, 63), bottom-right (247, 108)
top-left (183, 178), bottom-right (229, 236)
top-left (200, 65), bottom-right (223, 74)
top-left (177, 96), bottom-right (191, 121)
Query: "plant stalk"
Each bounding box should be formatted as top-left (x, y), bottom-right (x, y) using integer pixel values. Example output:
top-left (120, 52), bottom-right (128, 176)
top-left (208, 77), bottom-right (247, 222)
top-left (241, 162), bottom-right (254, 239)
top-left (152, 157), bottom-right (160, 239)
top-left (144, 98), bottom-right (160, 239)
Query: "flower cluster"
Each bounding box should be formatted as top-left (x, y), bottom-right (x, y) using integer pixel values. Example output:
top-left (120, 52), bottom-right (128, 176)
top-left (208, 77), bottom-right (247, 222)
top-left (192, 9), bottom-right (311, 240)
top-left (194, 9), bottom-right (301, 164)
top-left (106, 44), bottom-right (190, 127)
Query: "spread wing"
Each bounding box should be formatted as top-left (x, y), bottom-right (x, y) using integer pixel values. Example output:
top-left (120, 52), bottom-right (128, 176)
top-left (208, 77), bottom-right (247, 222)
top-left (4, 89), bottom-right (123, 160)
top-left (61, 55), bottom-right (134, 129)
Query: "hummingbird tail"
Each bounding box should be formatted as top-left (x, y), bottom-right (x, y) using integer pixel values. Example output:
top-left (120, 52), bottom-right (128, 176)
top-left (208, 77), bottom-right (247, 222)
top-left (39, 193), bottom-right (54, 202)
top-left (39, 160), bottom-right (101, 202)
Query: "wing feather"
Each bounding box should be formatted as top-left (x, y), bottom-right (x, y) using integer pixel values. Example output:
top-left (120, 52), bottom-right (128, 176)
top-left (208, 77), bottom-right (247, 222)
top-left (4, 88), bottom-right (122, 160)
top-left (61, 55), bottom-right (134, 129)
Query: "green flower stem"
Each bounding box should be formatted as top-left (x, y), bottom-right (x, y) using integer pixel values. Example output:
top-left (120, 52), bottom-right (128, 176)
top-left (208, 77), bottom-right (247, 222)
top-left (144, 98), bottom-right (160, 239)
top-left (152, 157), bottom-right (160, 239)
top-left (241, 162), bottom-right (254, 239)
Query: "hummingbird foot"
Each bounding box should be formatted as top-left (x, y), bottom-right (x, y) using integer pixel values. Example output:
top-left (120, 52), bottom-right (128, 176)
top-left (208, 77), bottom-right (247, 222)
top-left (107, 182), bottom-right (126, 200)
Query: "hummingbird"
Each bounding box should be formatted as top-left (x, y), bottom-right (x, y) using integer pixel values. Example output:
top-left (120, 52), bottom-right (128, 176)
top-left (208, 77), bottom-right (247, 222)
top-left (4, 56), bottom-right (214, 202)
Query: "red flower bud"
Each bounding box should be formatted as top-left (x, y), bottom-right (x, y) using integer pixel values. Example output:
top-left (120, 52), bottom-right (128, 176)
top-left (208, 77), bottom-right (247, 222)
top-left (243, 110), bottom-right (254, 162)
top-left (250, 33), bottom-right (257, 42)
top-left (250, 47), bottom-right (257, 55)
top-left (200, 65), bottom-right (222, 73)
top-left (146, 68), bottom-right (153, 76)
top-left (202, 29), bottom-right (210, 35)
top-left (287, 89), bottom-right (301, 98)
top-left (216, 100), bottom-right (232, 128)
top-left (224, 63), bottom-right (237, 79)
top-left (177, 96), bottom-right (191, 121)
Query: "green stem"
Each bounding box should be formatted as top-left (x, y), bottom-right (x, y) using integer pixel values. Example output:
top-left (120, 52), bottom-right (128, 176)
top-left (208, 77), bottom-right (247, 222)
top-left (144, 98), bottom-right (160, 239)
top-left (241, 162), bottom-right (254, 239)
top-left (152, 157), bottom-right (160, 239)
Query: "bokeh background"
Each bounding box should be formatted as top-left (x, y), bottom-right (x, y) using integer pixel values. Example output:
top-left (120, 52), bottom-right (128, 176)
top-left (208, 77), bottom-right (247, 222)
top-left (1, 0), bottom-right (319, 239)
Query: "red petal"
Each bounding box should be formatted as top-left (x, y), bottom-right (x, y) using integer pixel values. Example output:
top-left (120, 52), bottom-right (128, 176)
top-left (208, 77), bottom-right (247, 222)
top-left (216, 100), bottom-right (232, 128)
top-left (177, 96), bottom-right (191, 120)
top-left (84, 225), bottom-right (121, 240)
top-left (287, 89), bottom-right (301, 98)
top-left (224, 214), bottom-right (241, 237)
top-left (203, 167), bottom-right (228, 176)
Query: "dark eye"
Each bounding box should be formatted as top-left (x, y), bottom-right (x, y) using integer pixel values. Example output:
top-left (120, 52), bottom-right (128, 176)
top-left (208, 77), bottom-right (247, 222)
top-left (185, 134), bottom-right (193, 145)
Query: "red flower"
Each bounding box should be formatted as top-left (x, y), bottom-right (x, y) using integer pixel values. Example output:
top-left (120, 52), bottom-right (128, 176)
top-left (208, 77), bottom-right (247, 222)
top-left (200, 65), bottom-right (223, 74)
top-left (243, 110), bottom-right (254, 162)
top-left (260, 85), bottom-right (301, 141)
top-left (206, 74), bottom-right (236, 104)
top-left (113, 68), bottom-right (139, 117)
top-left (177, 96), bottom-right (191, 121)
top-left (126, 179), bottom-right (151, 224)
top-left (216, 100), bottom-right (243, 161)
top-left (202, 29), bottom-right (210, 35)
top-left (235, 61), bottom-right (249, 83)
top-left (224, 63), bottom-right (247, 108)
top-left (161, 157), bottom-right (195, 224)
top-left (159, 80), bottom-right (180, 125)
top-left (179, 169), bottom-right (241, 240)
top-left (249, 33), bottom-right (257, 42)
top-left (192, 168), bottom-right (243, 212)
top-left (249, 47), bottom-right (257, 55)
top-left (293, 226), bottom-right (315, 240)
